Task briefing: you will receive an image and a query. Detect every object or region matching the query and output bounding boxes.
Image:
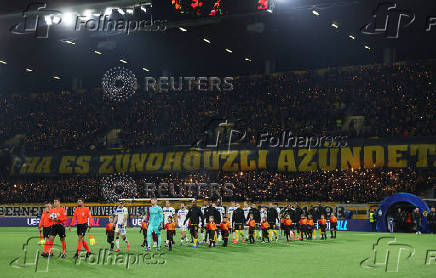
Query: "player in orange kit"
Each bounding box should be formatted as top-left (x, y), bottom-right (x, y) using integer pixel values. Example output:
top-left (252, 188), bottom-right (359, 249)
top-left (298, 214), bottom-right (307, 241)
top-left (283, 214), bottom-right (293, 242)
top-left (307, 215), bottom-right (314, 240)
top-left (260, 217), bottom-right (270, 243)
top-left (220, 216), bottom-right (231, 247)
top-left (42, 198), bottom-right (67, 258)
top-left (38, 202), bottom-right (52, 244)
top-left (206, 216), bottom-right (217, 247)
top-left (106, 216), bottom-right (115, 250)
top-left (139, 215), bottom-right (148, 248)
top-left (329, 213), bottom-right (338, 239)
top-left (69, 198), bottom-right (92, 258)
top-left (164, 216), bottom-right (176, 251)
top-left (248, 214), bottom-right (256, 244)
top-left (318, 215), bottom-right (327, 240)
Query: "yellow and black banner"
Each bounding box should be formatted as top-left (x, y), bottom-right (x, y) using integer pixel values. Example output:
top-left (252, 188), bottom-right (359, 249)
top-left (9, 137), bottom-right (436, 176)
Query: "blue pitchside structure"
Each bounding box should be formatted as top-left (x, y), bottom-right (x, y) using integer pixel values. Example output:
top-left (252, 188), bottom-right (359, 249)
top-left (376, 193), bottom-right (431, 233)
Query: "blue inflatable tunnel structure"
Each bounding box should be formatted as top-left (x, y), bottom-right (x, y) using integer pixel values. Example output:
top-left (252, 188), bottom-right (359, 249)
top-left (376, 193), bottom-right (430, 232)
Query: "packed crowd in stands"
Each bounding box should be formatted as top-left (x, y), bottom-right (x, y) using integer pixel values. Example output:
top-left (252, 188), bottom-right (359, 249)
top-left (0, 62), bottom-right (435, 152)
top-left (0, 168), bottom-right (434, 203)
top-left (0, 62), bottom-right (435, 204)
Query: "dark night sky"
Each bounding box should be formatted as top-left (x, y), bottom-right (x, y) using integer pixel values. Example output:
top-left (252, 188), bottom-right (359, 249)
top-left (0, 0), bottom-right (436, 93)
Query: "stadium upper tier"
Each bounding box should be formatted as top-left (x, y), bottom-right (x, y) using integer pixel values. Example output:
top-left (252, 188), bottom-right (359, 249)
top-left (1, 61), bottom-right (435, 152)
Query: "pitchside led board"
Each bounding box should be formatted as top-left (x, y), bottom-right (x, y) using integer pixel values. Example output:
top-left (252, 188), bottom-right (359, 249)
top-left (0, 202), bottom-right (372, 231)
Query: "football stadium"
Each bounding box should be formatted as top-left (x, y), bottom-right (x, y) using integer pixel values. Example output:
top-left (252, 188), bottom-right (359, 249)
top-left (1, 0), bottom-right (436, 277)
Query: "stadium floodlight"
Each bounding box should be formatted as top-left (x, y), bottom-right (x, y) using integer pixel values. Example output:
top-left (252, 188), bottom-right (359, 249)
top-left (120, 59), bottom-right (128, 64)
top-left (83, 9), bottom-right (93, 19)
top-left (203, 38), bottom-right (211, 44)
top-left (63, 12), bottom-right (75, 25)
top-left (178, 27), bottom-right (187, 32)
top-left (0, 60), bottom-right (7, 64)
top-left (44, 15), bottom-right (53, 25)
top-left (348, 34), bottom-right (355, 40)
top-left (331, 23), bottom-right (339, 29)
top-left (225, 48), bottom-right (233, 53)
top-left (142, 67), bottom-right (150, 72)
top-left (94, 50), bottom-right (102, 55)
top-left (104, 8), bottom-right (113, 15)
top-left (53, 76), bottom-right (61, 80)
top-left (312, 10), bottom-right (319, 16)
top-left (25, 68), bottom-right (33, 72)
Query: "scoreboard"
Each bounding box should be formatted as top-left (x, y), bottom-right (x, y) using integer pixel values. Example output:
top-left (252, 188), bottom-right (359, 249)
top-left (171, 0), bottom-right (224, 16)
top-left (170, 0), bottom-right (270, 17)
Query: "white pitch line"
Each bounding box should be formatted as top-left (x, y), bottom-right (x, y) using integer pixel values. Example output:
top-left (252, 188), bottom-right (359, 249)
top-left (353, 233), bottom-right (379, 236)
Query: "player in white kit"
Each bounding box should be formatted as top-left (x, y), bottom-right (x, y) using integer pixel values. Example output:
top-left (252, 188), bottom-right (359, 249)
top-left (163, 201), bottom-right (175, 246)
top-left (177, 202), bottom-right (189, 245)
top-left (242, 201), bottom-right (251, 241)
top-left (274, 203), bottom-right (281, 239)
top-left (227, 201), bottom-right (237, 241)
top-left (114, 201), bottom-right (130, 252)
top-left (215, 201), bottom-right (225, 242)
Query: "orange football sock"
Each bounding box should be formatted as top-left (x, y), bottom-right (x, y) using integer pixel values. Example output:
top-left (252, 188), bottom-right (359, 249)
top-left (77, 241), bottom-right (82, 252)
top-left (82, 240), bottom-right (90, 252)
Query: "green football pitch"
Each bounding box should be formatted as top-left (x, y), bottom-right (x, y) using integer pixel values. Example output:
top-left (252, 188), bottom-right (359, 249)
top-left (1, 227), bottom-right (435, 278)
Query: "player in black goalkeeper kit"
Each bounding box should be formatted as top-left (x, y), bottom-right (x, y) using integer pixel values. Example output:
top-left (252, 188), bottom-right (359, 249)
top-left (232, 204), bottom-right (246, 243)
top-left (428, 207), bottom-right (436, 234)
top-left (184, 200), bottom-right (204, 247)
top-left (203, 203), bottom-right (217, 243)
top-left (248, 204), bottom-right (261, 240)
top-left (267, 203), bottom-right (279, 241)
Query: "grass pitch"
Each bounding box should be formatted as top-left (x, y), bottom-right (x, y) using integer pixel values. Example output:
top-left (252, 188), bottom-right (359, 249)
top-left (1, 227), bottom-right (435, 278)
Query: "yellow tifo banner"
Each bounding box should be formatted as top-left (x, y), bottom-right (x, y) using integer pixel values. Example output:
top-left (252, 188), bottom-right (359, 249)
top-left (9, 141), bottom-right (436, 176)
